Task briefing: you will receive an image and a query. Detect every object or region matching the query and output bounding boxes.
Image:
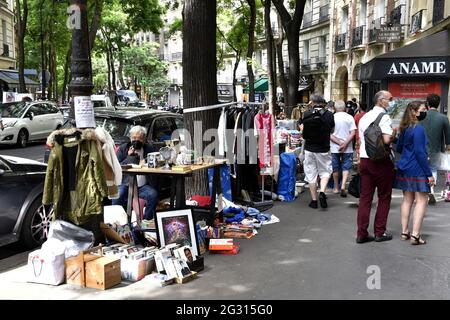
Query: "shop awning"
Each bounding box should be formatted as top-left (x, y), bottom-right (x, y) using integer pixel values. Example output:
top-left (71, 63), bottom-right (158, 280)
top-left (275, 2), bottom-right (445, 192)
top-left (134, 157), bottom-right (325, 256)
top-left (358, 29), bottom-right (450, 81)
top-left (244, 78), bottom-right (268, 93)
top-left (0, 70), bottom-right (40, 87)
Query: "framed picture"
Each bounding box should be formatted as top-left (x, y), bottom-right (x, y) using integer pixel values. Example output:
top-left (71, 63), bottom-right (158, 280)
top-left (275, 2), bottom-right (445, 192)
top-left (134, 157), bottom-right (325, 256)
top-left (155, 209), bottom-right (199, 258)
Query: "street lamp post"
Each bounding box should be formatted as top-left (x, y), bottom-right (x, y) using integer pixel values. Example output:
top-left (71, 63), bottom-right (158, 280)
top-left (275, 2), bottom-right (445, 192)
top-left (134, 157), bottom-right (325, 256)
top-left (68, 0), bottom-right (94, 128)
top-left (40, 0), bottom-right (46, 100)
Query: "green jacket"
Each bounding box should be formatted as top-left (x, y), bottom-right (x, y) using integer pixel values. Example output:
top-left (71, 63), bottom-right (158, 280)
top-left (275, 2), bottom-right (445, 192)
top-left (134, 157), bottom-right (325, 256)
top-left (43, 128), bottom-right (108, 225)
top-left (421, 109), bottom-right (450, 154)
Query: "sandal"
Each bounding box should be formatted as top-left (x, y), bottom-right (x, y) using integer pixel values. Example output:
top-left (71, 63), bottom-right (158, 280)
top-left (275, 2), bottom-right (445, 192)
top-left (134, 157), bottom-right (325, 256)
top-left (410, 234), bottom-right (426, 245)
top-left (401, 232), bottom-right (411, 240)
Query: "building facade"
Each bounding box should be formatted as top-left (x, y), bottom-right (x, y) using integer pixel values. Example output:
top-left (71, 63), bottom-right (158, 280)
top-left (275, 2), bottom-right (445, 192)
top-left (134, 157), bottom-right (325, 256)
top-left (330, 0), bottom-right (450, 116)
top-left (0, 0), bottom-right (15, 70)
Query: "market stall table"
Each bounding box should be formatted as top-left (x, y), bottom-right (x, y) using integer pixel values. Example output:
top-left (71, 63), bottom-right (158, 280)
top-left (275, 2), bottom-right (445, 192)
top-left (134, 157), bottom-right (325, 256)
top-left (122, 160), bottom-right (226, 226)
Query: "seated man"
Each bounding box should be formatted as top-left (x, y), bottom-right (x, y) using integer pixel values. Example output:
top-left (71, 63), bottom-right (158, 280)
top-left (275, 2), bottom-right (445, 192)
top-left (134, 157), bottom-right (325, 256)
top-left (113, 125), bottom-right (158, 220)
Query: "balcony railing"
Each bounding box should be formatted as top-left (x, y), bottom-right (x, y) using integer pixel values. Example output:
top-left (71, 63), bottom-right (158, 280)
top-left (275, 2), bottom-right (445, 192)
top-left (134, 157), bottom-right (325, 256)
top-left (302, 12), bottom-right (313, 28)
top-left (352, 25), bottom-right (365, 47)
top-left (410, 10), bottom-right (423, 34)
top-left (368, 28), bottom-right (378, 43)
top-left (390, 5), bottom-right (403, 25)
top-left (316, 57), bottom-right (327, 69)
top-left (319, 4), bottom-right (329, 23)
top-left (432, 0), bottom-right (445, 26)
top-left (301, 59), bottom-right (310, 71)
top-left (2, 44), bottom-right (9, 57)
top-left (335, 33), bottom-right (347, 52)
top-left (171, 52), bottom-right (182, 61)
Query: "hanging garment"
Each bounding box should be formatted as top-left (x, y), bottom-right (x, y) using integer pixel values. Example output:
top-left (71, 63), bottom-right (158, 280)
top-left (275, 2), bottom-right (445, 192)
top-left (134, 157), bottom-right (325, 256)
top-left (292, 107), bottom-right (302, 120)
top-left (277, 152), bottom-right (296, 202)
top-left (44, 128), bottom-right (108, 225)
top-left (217, 108), bottom-right (227, 156)
top-left (254, 112), bottom-right (274, 169)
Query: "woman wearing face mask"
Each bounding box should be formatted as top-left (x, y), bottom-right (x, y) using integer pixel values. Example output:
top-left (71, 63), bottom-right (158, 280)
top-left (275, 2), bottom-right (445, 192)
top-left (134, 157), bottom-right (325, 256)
top-left (393, 101), bottom-right (434, 245)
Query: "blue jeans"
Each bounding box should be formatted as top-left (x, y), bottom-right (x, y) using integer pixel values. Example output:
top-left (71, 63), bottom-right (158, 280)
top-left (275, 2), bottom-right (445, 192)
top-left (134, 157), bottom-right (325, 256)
top-left (112, 184), bottom-right (158, 220)
top-left (332, 153), bottom-right (353, 172)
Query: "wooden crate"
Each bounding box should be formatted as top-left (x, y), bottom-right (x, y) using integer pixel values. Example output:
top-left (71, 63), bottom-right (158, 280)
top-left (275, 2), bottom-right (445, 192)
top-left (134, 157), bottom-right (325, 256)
top-left (175, 271), bottom-right (197, 284)
top-left (65, 246), bottom-right (103, 286)
top-left (85, 256), bottom-right (121, 290)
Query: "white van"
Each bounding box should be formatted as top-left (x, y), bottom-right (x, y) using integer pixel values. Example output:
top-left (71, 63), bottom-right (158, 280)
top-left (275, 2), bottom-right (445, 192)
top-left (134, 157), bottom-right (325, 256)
top-left (91, 95), bottom-right (114, 109)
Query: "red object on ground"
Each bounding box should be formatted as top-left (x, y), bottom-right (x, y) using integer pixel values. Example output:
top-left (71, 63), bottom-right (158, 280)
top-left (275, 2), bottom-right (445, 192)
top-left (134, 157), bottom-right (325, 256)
top-left (209, 245), bottom-right (240, 255)
top-left (191, 195), bottom-right (211, 206)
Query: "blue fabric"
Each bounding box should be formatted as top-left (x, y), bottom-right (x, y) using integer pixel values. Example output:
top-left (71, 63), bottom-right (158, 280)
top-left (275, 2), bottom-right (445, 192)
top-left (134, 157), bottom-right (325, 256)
top-left (396, 125), bottom-right (432, 178)
top-left (224, 212), bottom-right (246, 223)
top-left (208, 165), bottom-right (233, 201)
top-left (112, 184), bottom-right (158, 220)
top-left (246, 207), bottom-right (260, 216)
top-left (277, 153), bottom-right (297, 202)
top-left (332, 153), bottom-right (353, 172)
top-left (394, 172), bottom-right (430, 193)
top-left (223, 206), bottom-right (244, 216)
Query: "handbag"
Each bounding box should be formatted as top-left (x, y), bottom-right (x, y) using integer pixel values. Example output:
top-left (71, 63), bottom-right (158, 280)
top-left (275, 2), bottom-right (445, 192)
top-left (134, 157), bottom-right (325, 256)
top-left (348, 174), bottom-right (361, 198)
top-left (438, 152), bottom-right (450, 171)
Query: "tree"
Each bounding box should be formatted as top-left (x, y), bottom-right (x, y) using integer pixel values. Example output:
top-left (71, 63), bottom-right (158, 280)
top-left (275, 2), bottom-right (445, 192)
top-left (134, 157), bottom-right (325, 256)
top-left (272, 0), bottom-right (306, 116)
top-left (246, 0), bottom-right (256, 102)
top-left (183, 0), bottom-right (219, 196)
top-left (263, 0), bottom-right (276, 114)
top-left (15, 0), bottom-right (28, 93)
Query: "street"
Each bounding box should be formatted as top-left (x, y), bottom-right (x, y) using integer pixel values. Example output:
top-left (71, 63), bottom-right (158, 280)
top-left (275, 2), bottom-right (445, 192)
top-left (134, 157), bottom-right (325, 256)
top-left (0, 142), bottom-right (47, 162)
top-left (1, 189), bottom-right (450, 299)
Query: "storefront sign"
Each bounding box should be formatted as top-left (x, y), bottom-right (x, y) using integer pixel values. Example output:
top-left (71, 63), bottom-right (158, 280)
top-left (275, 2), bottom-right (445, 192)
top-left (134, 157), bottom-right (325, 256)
top-left (389, 81), bottom-right (442, 98)
top-left (387, 61), bottom-right (447, 75)
top-left (377, 25), bottom-right (402, 43)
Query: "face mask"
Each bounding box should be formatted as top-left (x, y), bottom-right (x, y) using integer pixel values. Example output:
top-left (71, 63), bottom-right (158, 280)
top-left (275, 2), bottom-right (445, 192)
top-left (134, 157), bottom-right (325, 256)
top-left (131, 140), bottom-right (143, 150)
top-left (386, 100), bottom-right (395, 113)
top-left (417, 111), bottom-right (427, 121)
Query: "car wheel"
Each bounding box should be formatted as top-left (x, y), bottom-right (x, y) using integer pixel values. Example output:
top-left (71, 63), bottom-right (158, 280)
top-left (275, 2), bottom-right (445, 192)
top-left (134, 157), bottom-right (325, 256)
top-left (17, 129), bottom-right (28, 148)
top-left (20, 196), bottom-right (53, 249)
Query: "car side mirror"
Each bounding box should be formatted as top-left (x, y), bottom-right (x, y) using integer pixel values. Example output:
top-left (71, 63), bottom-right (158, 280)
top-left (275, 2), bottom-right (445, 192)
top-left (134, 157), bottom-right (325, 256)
top-left (27, 112), bottom-right (34, 120)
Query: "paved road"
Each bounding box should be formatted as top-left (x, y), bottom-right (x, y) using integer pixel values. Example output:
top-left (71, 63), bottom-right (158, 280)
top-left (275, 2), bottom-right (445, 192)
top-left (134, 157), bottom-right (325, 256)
top-left (0, 142), bottom-right (47, 162)
top-left (1, 190), bottom-right (450, 299)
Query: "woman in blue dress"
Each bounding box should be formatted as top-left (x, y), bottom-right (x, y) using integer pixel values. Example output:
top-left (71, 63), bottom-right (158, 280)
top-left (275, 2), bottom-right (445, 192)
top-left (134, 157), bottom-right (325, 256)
top-left (394, 101), bottom-right (435, 245)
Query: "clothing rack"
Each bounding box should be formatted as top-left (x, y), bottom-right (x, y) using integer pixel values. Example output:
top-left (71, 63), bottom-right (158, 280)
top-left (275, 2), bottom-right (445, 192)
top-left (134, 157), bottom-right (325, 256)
top-left (183, 102), bottom-right (265, 114)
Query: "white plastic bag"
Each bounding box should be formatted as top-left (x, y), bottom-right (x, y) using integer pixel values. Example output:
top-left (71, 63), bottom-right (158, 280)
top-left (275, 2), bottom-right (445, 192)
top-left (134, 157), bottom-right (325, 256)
top-left (47, 220), bottom-right (94, 259)
top-left (27, 238), bottom-right (66, 286)
top-left (438, 152), bottom-right (450, 171)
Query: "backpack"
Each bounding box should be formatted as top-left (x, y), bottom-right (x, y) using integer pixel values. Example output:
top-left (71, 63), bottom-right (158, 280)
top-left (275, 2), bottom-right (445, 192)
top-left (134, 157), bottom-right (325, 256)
top-left (364, 112), bottom-right (389, 161)
top-left (302, 108), bottom-right (329, 144)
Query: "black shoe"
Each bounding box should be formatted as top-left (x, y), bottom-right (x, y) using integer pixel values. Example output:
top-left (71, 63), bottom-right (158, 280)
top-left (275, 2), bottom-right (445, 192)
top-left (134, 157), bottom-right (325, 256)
top-left (428, 193), bottom-right (436, 205)
top-left (309, 200), bottom-right (318, 209)
top-left (356, 236), bottom-right (375, 244)
top-left (374, 232), bottom-right (393, 242)
top-left (340, 189), bottom-right (347, 198)
top-left (319, 192), bottom-right (327, 208)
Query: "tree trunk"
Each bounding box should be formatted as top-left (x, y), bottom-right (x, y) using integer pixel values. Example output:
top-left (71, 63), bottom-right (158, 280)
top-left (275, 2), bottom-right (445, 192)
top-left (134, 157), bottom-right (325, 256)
top-left (232, 52), bottom-right (241, 102)
top-left (264, 0), bottom-right (276, 114)
top-left (109, 47), bottom-right (117, 91)
top-left (62, 46), bottom-right (71, 103)
top-left (246, 0), bottom-right (256, 102)
top-left (15, 0), bottom-right (28, 93)
top-left (106, 51), bottom-right (111, 91)
top-left (183, 0), bottom-right (218, 197)
top-left (89, 0), bottom-right (103, 52)
top-left (118, 49), bottom-right (126, 89)
top-left (272, 0), bottom-right (306, 117)
top-left (275, 14), bottom-right (287, 106)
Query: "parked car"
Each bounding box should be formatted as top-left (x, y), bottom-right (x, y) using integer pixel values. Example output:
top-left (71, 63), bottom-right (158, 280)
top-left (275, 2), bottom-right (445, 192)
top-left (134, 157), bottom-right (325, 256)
top-left (0, 101), bottom-right (64, 147)
top-left (0, 155), bottom-right (51, 248)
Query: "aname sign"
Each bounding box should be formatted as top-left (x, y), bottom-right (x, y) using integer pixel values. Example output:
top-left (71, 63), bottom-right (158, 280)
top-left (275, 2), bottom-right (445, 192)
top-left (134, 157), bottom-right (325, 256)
top-left (387, 61), bottom-right (447, 75)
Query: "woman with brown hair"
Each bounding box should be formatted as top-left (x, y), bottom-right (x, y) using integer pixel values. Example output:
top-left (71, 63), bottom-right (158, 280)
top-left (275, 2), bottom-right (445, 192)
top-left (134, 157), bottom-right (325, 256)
top-left (394, 101), bottom-right (434, 245)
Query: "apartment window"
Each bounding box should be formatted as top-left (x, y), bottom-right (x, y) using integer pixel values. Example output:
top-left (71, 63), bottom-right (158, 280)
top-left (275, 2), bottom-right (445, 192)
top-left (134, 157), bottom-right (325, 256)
top-left (341, 7), bottom-right (349, 33)
top-left (359, 0), bottom-right (367, 26)
top-left (319, 36), bottom-right (326, 58)
top-left (255, 50), bottom-right (262, 66)
top-left (2, 20), bottom-right (6, 44)
top-left (303, 40), bottom-right (310, 63)
top-left (377, 0), bottom-right (385, 19)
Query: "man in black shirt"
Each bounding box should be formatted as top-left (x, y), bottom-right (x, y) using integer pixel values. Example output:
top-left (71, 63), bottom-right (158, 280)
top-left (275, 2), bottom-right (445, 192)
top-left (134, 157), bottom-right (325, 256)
top-left (299, 95), bottom-right (335, 209)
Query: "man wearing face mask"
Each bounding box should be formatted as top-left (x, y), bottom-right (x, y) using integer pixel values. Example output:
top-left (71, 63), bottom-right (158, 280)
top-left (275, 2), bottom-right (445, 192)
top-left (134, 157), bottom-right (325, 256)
top-left (113, 125), bottom-right (158, 220)
top-left (356, 90), bottom-right (396, 244)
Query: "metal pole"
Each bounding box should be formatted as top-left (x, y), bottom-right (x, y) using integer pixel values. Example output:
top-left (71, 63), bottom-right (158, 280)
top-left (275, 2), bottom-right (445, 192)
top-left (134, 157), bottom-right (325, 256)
top-left (40, 1), bottom-right (46, 100)
top-left (68, 0), bottom-right (94, 127)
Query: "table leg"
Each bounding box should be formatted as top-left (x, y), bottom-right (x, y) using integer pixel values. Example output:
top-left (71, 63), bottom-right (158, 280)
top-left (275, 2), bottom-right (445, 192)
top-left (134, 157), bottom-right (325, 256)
top-left (209, 165), bottom-right (221, 226)
top-left (126, 176), bottom-right (136, 224)
top-left (175, 176), bottom-right (186, 209)
top-left (170, 176), bottom-right (176, 209)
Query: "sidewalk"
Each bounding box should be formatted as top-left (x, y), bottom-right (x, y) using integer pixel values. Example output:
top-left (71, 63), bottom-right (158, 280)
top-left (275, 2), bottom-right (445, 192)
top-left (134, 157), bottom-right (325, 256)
top-left (1, 190), bottom-right (450, 300)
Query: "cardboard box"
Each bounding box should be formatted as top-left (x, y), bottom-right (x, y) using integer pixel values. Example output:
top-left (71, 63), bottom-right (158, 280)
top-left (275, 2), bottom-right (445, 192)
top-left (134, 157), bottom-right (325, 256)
top-left (85, 256), bottom-right (121, 290)
top-left (209, 239), bottom-right (234, 251)
top-left (121, 256), bottom-right (155, 282)
top-left (65, 246), bottom-right (103, 287)
top-left (175, 271), bottom-right (198, 284)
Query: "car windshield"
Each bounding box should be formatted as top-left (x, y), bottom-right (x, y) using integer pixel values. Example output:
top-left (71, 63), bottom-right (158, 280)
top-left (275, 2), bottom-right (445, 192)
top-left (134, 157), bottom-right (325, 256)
top-left (0, 102), bottom-right (27, 118)
top-left (95, 118), bottom-right (132, 139)
top-left (92, 101), bottom-right (107, 108)
top-left (126, 101), bottom-right (144, 108)
top-left (117, 90), bottom-right (139, 102)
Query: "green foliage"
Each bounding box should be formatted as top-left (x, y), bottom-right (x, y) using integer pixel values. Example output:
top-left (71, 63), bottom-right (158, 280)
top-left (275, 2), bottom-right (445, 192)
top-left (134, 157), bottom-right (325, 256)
top-left (122, 43), bottom-right (170, 100)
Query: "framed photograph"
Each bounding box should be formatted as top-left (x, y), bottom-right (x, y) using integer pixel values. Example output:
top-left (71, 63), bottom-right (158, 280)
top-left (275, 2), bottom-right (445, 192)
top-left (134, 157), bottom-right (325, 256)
top-left (155, 209), bottom-right (199, 258)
